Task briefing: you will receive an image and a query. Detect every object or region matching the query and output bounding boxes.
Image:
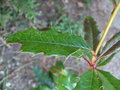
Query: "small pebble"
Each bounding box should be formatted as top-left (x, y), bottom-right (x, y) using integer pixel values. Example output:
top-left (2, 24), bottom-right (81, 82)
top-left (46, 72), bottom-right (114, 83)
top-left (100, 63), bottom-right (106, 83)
top-left (77, 2), bottom-right (84, 7)
top-left (6, 82), bottom-right (11, 87)
top-left (0, 71), bottom-right (4, 75)
top-left (16, 62), bottom-right (20, 66)
top-left (0, 58), bottom-right (3, 63)
top-left (39, 11), bottom-right (42, 15)
top-left (28, 80), bottom-right (33, 85)
top-left (32, 83), bottom-right (37, 88)
top-left (64, 0), bottom-right (69, 3)
top-left (8, 64), bottom-right (12, 68)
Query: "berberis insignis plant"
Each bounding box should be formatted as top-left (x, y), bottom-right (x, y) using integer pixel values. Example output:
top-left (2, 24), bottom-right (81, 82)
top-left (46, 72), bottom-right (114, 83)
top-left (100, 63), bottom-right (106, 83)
top-left (6, 1), bottom-right (120, 90)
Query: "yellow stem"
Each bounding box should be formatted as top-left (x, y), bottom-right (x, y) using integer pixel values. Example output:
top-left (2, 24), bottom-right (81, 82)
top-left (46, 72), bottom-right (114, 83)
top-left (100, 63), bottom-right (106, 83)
top-left (95, 2), bottom-right (120, 55)
top-left (92, 2), bottom-right (120, 63)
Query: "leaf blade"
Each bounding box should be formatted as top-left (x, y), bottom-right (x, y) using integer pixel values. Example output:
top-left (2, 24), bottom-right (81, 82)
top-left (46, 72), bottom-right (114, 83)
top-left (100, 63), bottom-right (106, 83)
top-left (102, 32), bottom-right (120, 54)
top-left (97, 53), bottom-right (116, 67)
top-left (97, 70), bottom-right (120, 90)
top-left (50, 61), bottom-right (79, 90)
top-left (32, 66), bottom-right (55, 88)
top-left (84, 16), bottom-right (100, 50)
top-left (7, 28), bottom-right (91, 57)
top-left (74, 70), bottom-right (120, 90)
top-left (74, 70), bottom-right (103, 90)
top-left (30, 86), bottom-right (51, 90)
top-left (102, 40), bottom-right (120, 56)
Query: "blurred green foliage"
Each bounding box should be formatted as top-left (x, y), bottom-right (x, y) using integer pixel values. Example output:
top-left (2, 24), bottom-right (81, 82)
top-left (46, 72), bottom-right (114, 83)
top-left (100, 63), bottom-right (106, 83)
top-left (31, 61), bottom-right (79, 90)
top-left (0, 0), bottom-right (40, 31)
top-left (50, 16), bottom-right (84, 37)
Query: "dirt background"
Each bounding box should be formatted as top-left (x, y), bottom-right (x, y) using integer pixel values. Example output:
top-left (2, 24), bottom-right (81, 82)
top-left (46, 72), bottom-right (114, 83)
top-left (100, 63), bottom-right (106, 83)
top-left (0, 0), bottom-right (120, 90)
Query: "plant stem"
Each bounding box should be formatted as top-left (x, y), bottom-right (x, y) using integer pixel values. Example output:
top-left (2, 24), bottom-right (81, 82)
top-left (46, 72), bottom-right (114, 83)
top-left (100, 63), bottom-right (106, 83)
top-left (95, 2), bottom-right (120, 56)
top-left (82, 57), bottom-right (92, 67)
top-left (91, 2), bottom-right (120, 64)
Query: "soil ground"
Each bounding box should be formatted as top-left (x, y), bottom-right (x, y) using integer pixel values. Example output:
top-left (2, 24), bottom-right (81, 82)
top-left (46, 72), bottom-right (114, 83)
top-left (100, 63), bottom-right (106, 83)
top-left (0, 0), bottom-right (120, 90)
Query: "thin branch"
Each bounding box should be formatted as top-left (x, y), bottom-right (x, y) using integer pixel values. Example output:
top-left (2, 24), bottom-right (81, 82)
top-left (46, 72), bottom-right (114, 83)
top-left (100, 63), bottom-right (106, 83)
top-left (82, 57), bottom-right (92, 67)
top-left (95, 2), bottom-right (120, 56)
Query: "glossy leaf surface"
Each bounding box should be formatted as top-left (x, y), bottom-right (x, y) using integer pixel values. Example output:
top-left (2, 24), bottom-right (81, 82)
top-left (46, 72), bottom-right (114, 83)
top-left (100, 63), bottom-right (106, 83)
top-left (75, 70), bottom-right (120, 90)
top-left (30, 86), bottom-right (51, 90)
top-left (32, 61), bottom-right (79, 90)
top-left (74, 70), bottom-right (102, 90)
top-left (98, 70), bottom-right (120, 90)
top-left (32, 62), bottom-right (120, 90)
top-left (50, 65), bottom-right (79, 90)
top-left (7, 28), bottom-right (91, 57)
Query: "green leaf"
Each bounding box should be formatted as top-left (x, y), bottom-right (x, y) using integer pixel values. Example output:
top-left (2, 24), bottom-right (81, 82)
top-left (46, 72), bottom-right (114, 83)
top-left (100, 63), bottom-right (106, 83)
top-left (102, 40), bottom-right (120, 56)
top-left (55, 61), bottom-right (64, 69)
top-left (84, 16), bottom-right (100, 50)
top-left (11, 0), bottom-right (40, 20)
top-left (49, 62), bottom-right (66, 77)
top-left (49, 62), bottom-right (79, 90)
top-left (30, 86), bottom-right (52, 90)
top-left (32, 65), bottom-right (120, 90)
top-left (54, 73), bottom-right (78, 90)
top-left (109, 0), bottom-right (116, 3)
top-left (32, 66), bottom-right (55, 88)
top-left (51, 16), bottom-right (84, 36)
top-left (74, 70), bottom-right (120, 90)
top-left (55, 84), bottom-right (68, 90)
top-left (71, 49), bottom-right (92, 59)
top-left (74, 70), bottom-right (103, 90)
top-left (98, 70), bottom-right (120, 90)
top-left (53, 70), bottom-right (79, 90)
top-left (7, 28), bottom-right (91, 57)
top-left (32, 62), bottom-right (79, 90)
top-left (102, 32), bottom-right (120, 54)
top-left (97, 53), bottom-right (116, 67)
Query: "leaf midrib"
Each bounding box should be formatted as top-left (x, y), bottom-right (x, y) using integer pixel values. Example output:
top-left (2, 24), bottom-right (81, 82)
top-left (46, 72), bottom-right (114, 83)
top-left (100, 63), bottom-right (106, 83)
top-left (17, 40), bottom-right (90, 50)
top-left (98, 71), bottom-right (117, 90)
top-left (90, 70), bottom-right (94, 90)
